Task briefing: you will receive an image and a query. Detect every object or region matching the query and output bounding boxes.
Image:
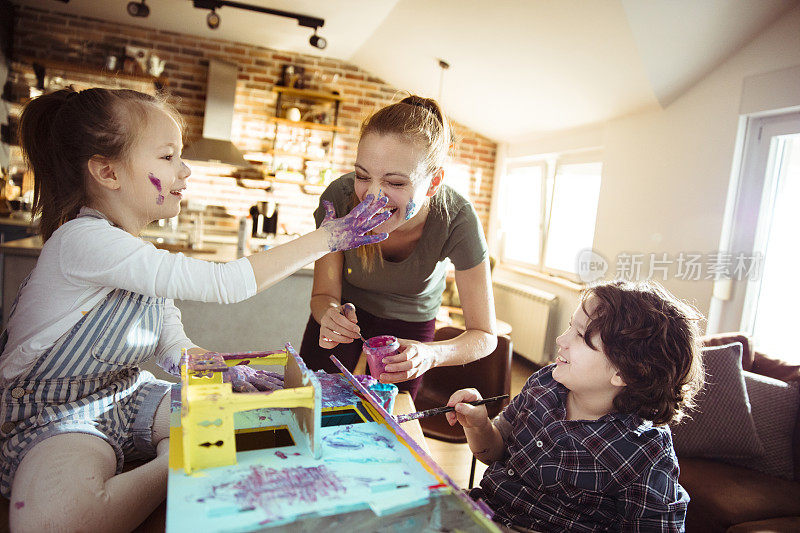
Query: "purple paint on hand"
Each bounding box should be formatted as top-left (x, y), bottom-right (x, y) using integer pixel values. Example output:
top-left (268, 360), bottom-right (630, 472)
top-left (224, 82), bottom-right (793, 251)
top-left (224, 365), bottom-right (285, 392)
top-left (321, 194), bottom-right (391, 252)
top-left (404, 199), bottom-right (416, 220)
top-left (148, 173), bottom-right (165, 205)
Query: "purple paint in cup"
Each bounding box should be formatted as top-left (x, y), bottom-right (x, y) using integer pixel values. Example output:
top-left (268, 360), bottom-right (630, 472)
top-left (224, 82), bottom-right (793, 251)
top-left (364, 335), bottom-right (399, 380)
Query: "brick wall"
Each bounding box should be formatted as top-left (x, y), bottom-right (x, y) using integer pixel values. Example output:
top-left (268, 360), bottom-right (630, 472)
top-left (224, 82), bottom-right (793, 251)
top-left (12, 5), bottom-right (497, 235)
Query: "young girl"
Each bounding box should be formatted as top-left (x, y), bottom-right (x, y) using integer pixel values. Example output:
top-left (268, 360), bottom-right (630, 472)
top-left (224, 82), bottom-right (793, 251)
top-left (447, 280), bottom-right (704, 532)
top-left (0, 87), bottom-right (390, 531)
top-left (300, 95), bottom-right (497, 398)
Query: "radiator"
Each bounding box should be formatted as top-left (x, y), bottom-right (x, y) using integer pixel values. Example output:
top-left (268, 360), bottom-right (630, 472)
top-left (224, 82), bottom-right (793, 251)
top-left (493, 280), bottom-right (557, 365)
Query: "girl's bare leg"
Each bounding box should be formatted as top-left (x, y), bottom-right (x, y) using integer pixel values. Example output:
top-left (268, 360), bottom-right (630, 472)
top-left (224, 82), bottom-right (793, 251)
top-left (10, 394), bottom-right (172, 533)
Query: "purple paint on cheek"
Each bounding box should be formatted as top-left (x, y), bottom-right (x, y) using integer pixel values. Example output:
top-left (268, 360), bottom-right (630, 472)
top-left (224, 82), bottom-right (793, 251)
top-left (148, 173), bottom-right (165, 205)
top-left (148, 173), bottom-right (162, 192)
top-left (404, 199), bottom-right (416, 220)
top-left (14, 501), bottom-right (24, 509)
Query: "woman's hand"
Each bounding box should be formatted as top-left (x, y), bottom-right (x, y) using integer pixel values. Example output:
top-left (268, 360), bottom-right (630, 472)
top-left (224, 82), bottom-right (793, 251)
top-left (380, 339), bottom-right (437, 383)
top-left (320, 194), bottom-right (391, 252)
top-left (445, 388), bottom-right (490, 429)
top-left (318, 303), bottom-right (362, 349)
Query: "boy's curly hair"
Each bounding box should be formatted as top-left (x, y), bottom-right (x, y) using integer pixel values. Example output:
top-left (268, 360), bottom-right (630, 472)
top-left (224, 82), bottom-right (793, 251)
top-left (580, 280), bottom-right (704, 426)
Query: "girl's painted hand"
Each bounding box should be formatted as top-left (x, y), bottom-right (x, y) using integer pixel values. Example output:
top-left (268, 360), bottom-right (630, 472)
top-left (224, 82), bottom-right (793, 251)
top-left (318, 303), bottom-right (362, 349)
top-left (380, 339), bottom-right (436, 383)
top-left (445, 388), bottom-right (490, 429)
top-left (223, 363), bottom-right (285, 393)
top-left (321, 194), bottom-right (391, 252)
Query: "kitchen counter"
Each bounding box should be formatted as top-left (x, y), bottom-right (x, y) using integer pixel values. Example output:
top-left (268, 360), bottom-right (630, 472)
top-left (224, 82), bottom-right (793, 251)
top-left (0, 234), bottom-right (312, 265)
top-left (0, 234), bottom-right (316, 367)
top-left (0, 214), bottom-right (35, 228)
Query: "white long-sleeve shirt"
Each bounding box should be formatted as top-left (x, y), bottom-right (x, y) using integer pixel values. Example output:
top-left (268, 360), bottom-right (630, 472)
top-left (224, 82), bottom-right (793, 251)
top-left (0, 208), bottom-right (257, 382)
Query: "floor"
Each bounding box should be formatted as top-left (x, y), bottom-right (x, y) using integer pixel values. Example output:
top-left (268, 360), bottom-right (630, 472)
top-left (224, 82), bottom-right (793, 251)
top-left (424, 355), bottom-right (540, 489)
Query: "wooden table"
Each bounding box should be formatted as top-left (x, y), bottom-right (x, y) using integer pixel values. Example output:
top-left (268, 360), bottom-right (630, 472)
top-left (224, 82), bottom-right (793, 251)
top-left (393, 391), bottom-right (431, 455)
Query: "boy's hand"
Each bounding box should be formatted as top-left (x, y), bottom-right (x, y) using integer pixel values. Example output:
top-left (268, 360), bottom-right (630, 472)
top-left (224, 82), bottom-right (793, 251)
top-left (446, 388), bottom-right (491, 429)
top-left (318, 303), bottom-right (361, 348)
top-left (320, 194), bottom-right (390, 252)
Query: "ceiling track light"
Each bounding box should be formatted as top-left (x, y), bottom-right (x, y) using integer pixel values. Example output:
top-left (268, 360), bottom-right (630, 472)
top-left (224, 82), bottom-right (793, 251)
top-left (206, 9), bottom-right (221, 29)
top-left (127, 0), bottom-right (149, 18)
top-left (191, 1), bottom-right (326, 49)
top-left (309, 30), bottom-right (326, 50)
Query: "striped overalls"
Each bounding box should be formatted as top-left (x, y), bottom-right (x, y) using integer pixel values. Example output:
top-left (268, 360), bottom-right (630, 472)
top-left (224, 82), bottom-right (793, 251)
top-left (0, 214), bottom-right (173, 497)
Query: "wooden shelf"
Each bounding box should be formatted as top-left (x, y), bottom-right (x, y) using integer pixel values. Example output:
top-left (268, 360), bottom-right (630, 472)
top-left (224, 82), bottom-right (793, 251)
top-left (236, 174), bottom-right (326, 194)
top-left (271, 85), bottom-right (343, 102)
top-left (242, 150), bottom-right (328, 165)
top-left (268, 116), bottom-right (344, 133)
top-left (15, 56), bottom-right (167, 86)
top-left (270, 149), bottom-right (328, 162)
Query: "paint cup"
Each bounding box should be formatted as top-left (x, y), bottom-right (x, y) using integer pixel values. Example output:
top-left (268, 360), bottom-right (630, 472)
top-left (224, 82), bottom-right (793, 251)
top-left (364, 335), bottom-right (400, 381)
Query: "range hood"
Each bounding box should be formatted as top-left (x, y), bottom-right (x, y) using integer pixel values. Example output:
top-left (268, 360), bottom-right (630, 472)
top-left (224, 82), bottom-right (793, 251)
top-left (182, 59), bottom-right (248, 168)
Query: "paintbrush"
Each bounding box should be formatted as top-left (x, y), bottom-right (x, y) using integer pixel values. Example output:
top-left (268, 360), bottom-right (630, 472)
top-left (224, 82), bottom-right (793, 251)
top-left (394, 394), bottom-right (509, 423)
top-left (340, 303), bottom-right (368, 343)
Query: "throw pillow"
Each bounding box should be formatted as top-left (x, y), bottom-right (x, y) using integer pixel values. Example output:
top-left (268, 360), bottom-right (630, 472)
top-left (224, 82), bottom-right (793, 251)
top-left (722, 372), bottom-right (800, 480)
top-left (671, 342), bottom-right (765, 458)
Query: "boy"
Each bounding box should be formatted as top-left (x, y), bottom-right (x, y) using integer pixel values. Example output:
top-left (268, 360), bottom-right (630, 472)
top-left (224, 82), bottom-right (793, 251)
top-left (447, 280), bottom-right (703, 532)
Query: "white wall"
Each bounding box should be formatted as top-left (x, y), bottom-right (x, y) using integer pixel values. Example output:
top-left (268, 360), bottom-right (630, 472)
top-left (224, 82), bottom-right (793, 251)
top-left (494, 5), bottom-right (800, 338)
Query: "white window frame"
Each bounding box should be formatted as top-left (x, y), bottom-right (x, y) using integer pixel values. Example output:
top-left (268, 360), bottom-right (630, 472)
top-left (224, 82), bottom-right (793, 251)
top-left (497, 149), bottom-right (602, 282)
top-left (710, 110), bottom-right (800, 334)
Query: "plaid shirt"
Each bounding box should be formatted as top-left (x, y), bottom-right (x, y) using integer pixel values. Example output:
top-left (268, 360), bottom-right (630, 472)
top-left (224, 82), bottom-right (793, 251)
top-left (470, 365), bottom-right (688, 532)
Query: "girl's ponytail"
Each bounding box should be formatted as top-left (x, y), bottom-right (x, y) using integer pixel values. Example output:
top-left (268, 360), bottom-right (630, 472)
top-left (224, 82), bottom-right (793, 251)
top-left (19, 89), bottom-right (85, 241)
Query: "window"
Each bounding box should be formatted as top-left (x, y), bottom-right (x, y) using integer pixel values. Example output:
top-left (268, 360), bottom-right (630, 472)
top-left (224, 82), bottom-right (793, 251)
top-left (712, 111), bottom-right (800, 363)
top-left (748, 133), bottom-right (799, 360)
top-left (498, 154), bottom-right (602, 279)
top-left (499, 163), bottom-right (544, 266)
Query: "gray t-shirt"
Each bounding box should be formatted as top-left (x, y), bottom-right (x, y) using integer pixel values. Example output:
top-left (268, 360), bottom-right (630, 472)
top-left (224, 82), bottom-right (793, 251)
top-left (314, 173), bottom-right (488, 322)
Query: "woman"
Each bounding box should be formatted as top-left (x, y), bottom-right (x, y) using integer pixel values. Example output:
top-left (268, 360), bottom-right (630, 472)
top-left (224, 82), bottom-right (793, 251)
top-left (300, 95), bottom-right (497, 398)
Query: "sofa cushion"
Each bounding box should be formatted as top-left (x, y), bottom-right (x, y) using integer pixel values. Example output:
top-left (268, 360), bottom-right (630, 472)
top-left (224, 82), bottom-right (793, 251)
top-left (721, 372), bottom-right (799, 480)
top-left (672, 342), bottom-right (764, 459)
top-left (726, 517), bottom-right (800, 533)
top-left (678, 457), bottom-right (800, 532)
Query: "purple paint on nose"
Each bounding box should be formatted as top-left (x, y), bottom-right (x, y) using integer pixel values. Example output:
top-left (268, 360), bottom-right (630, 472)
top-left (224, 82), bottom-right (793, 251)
top-left (404, 199), bottom-right (416, 220)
